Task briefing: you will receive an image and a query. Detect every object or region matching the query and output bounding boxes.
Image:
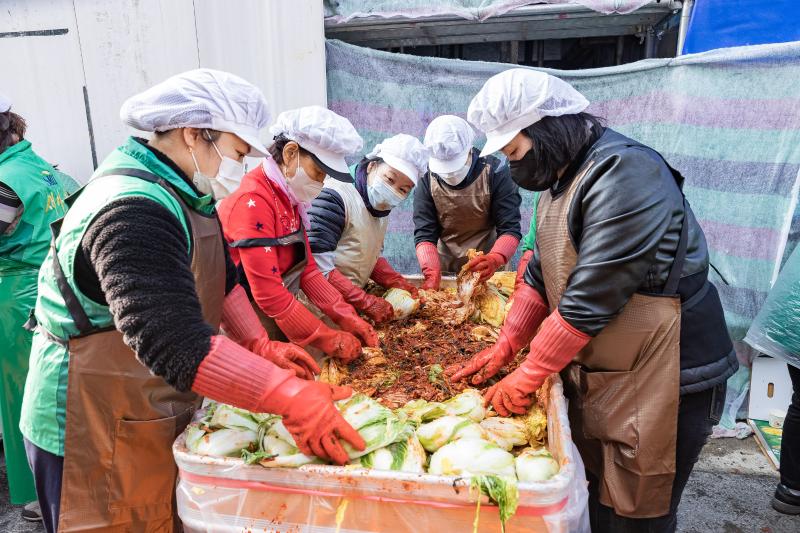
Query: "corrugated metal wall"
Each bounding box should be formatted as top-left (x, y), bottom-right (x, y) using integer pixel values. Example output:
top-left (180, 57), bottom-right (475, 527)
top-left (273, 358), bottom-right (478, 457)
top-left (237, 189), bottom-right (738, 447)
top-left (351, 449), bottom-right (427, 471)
top-left (0, 0), bottom-right (327, 183)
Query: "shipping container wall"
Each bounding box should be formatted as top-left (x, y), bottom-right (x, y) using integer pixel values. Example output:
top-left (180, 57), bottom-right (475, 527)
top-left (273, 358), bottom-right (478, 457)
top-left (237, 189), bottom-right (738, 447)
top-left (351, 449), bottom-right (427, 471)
top-left (0, 0), bottom-right (327, 183)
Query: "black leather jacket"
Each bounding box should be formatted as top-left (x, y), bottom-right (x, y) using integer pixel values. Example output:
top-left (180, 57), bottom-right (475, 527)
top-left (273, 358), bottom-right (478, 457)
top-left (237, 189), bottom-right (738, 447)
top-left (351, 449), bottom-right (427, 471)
top-left (525, 128), bottom-right (737, 393)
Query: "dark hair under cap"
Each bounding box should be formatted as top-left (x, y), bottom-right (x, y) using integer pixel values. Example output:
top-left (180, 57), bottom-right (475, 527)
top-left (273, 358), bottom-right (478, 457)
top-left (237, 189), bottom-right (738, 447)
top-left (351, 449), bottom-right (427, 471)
top-left (269, 134), bottom-right (353, 182)
top-left (0, 111), bottom-right (26, 154)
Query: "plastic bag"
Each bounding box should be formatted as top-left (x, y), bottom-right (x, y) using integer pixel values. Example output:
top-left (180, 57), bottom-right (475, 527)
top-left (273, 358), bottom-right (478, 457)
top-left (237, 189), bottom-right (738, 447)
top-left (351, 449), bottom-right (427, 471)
top-left (745, 244), bottom-right (800, 369)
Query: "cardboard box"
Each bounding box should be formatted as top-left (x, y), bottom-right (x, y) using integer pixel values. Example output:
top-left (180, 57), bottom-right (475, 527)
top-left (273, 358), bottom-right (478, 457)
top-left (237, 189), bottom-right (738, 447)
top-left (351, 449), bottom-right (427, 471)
top-left (749, 355), bottom-right (794, 421)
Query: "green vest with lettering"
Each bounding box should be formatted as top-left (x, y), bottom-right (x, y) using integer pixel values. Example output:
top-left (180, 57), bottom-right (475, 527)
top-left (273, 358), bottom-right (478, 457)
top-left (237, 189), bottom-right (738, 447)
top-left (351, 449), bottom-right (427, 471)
top-left (19, 137), bottom-right (214, 456)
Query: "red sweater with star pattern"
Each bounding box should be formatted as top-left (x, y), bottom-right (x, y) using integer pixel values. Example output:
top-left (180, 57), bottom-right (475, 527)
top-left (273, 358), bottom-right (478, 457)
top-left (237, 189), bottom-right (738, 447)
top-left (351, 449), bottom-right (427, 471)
top-left (217, 163), bottom-right (332, 317)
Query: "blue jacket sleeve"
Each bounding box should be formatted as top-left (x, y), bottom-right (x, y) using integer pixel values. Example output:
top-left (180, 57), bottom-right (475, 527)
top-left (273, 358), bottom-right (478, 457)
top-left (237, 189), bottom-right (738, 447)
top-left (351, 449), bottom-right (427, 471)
top-left (413, 173), bottom-right (441, 246)
top-left (307, 188), bottom-right (346, 254)
top-left (487, 157), bottom-right (522, 239)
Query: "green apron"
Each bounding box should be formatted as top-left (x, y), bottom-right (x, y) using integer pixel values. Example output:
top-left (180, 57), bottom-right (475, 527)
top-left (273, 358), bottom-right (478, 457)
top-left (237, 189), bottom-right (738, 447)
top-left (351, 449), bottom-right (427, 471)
top-left (0, 140), bottom-right (77, 504)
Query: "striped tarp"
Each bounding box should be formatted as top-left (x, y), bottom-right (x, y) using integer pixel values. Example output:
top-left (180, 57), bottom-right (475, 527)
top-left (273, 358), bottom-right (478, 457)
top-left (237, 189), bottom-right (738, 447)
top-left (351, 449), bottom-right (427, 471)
top-left (326, 39), bottom-right (800, 340)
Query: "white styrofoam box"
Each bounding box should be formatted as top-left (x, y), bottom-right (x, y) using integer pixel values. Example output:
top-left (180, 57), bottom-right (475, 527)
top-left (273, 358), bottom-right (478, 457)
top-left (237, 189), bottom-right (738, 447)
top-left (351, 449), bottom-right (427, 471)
top-left (749, 355), bottom-right (794, 421)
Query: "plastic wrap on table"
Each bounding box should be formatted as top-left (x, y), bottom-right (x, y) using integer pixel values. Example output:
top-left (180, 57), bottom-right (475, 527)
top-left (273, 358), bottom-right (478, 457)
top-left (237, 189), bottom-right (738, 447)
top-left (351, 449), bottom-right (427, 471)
top-left (175, 375), bottom-right (588, 532)
top-left (745, 244), bottom-right (800, 369)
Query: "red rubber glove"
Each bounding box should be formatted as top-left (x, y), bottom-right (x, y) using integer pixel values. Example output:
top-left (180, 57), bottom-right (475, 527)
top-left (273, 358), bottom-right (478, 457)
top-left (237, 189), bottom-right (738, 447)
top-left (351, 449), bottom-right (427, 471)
top-left (466, 234), bottom-right (520, 283)
top-left (371, 257), bottom-right (419, 298)
top-left (221, 285), bottom-right (319, 379)
top-left (193, 336), bottom-right (365, 464)
top-left (515, 250), bottom-right (534, 289)
top-left (274, 299), bottom-right (363, 362)
top-left (329, 303), bottom-right (380, 348)
top-left (327, 269), bottom-right (394, 324)
top-left (484, 310), bottom-right (590, 416)
top-left (302, 272), bottom-right (379, 348)
top-left (447, 283), bottom-right (549, 384)
top-left (416, 242), bottom-right (441, 290)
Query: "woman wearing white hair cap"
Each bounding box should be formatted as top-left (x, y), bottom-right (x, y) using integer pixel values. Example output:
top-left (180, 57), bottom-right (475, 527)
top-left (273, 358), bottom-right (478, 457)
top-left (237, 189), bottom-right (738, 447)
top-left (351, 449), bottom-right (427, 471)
top-left (450, 68), bottom-right (735, 530)
top-left (307, 134), bottom-right (428, 323)
top-left (414, 115), bottom-right (521, 289)
top-left (218, 106), bottom-right (380, 363)
top-left (21, 70), bottom-right (364, 533)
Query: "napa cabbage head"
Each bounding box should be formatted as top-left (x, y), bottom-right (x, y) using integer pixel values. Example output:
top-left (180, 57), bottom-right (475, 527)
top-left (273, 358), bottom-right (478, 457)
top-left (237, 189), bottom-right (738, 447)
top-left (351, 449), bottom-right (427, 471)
top-left (442, 389), bottom-right (486, 422)
top-left (428, 438), bottom-right (516, 478)
top-left (480, 417), bottom-right (528, 451)
top-left (515, 447), bottom-right (559, 482)
top-left (354, 433), bottom-right (426, 473)
top-left (416, 415), bottom-right (487, 452)
top-left (336, 393), bottom-right (410, 458)
top-left (185, 425), bottom-right (258, 457)
top-left (384, 288), bottom-right (420, 320)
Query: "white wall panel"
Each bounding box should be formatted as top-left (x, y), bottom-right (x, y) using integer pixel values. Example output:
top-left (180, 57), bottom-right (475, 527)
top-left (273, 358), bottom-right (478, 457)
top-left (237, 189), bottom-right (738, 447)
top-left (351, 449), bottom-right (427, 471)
top-left (195, 0), bottom-right (327, 123)
top-left (1, 0), bottom-right (328, 179)
top-left (0, 0), bottom-right (95, 182)
top-left (71, 0), bottom-right (199, 161)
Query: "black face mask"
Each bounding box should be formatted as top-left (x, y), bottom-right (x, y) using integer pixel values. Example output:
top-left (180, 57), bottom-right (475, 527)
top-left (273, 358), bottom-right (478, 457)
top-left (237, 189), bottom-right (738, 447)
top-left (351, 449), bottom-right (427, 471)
top-left (509, 149), bottom-right (558, 191)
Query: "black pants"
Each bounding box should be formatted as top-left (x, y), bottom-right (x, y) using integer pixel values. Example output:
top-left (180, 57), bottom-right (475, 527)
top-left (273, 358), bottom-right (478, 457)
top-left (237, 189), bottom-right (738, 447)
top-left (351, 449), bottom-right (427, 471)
top-left (23, 438), bottom-right (63, 533)
top-left (587, 383), bottom-right (724, 533)
top-left (781, 364), bottom-right (800, 490)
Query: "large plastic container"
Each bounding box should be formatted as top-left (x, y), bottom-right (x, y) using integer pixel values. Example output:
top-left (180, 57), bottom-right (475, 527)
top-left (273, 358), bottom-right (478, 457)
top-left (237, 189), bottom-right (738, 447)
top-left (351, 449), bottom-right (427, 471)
top-left (174, 375), bottom-right (588, 532)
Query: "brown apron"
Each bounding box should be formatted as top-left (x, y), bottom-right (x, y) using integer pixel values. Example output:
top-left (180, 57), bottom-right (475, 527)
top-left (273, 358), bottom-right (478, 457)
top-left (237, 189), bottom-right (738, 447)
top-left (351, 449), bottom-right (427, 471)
top-left (52, 168), bottom-right (225, 532)
top-left (537, 159), bottom-right (683, 518)
top-left (430, 165), bottom-right (496, 273)
top-left (229, 227), bottom-right (308, 341)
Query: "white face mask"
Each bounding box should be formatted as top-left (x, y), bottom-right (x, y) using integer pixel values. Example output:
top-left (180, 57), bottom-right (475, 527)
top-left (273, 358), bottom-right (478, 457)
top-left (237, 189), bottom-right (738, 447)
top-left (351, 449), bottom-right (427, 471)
top-left (438, 153), bottom-right (472, 186)
top-left (189, 140), bottom-right (245, 200)
top-left (286, 151), bottom-right (323, 203)
top-left (367, 173), bottom-right (407, 211)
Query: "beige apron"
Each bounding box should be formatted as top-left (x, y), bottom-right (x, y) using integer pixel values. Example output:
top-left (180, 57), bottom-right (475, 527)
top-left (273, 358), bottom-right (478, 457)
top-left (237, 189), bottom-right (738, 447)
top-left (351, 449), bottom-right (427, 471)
top-left (53, 169), bottom-right (225, 531)
top-left (431, 165), bottom-right (496, 273)
top-left (230, 227), bottom-right (308, 342)
top-left (537, 161), bottom-right (682, 518)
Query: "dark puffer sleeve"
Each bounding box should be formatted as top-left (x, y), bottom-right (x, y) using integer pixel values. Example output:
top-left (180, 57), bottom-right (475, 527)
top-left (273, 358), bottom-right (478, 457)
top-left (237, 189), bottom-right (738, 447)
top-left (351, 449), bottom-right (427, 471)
top-left (81, 197), bottom-right (213, 392)
top-left (307, 188), bottom-right (346, 254)
top-left (412, 173), bottom-right (441, 245)
top-left (487, 157), bottom-right (522, 239)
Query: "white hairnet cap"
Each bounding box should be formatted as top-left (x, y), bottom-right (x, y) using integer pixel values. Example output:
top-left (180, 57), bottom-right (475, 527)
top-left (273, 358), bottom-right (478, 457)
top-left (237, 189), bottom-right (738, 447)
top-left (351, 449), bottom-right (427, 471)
top-left (424, 115), bottom-right (476, 174)
top-left (367, 134), bottom-right (429, 185)
top-left (269, 105), bottom-right (363, 183)
top-left (120, 68), bottom-right (271, 156)
top-left (0, 93), bottom-right (10, 113)
top-left (468, 68), bottom-right (589, 157)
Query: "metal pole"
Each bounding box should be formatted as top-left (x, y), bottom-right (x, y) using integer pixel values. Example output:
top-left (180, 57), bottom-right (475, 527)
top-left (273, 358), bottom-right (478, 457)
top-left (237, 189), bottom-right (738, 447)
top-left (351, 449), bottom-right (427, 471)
top-left (644, 26), bottom-right (655, 59)
top-left (676, 0), bottom-right (694, 56)
top-left (615, 35), bottom-right (625, 65)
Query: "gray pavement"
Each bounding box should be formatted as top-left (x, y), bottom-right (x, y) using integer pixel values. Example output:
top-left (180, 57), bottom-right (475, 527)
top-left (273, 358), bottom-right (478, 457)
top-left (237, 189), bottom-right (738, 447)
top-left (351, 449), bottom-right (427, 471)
top-left (0, 436), bottom-right (797, 531)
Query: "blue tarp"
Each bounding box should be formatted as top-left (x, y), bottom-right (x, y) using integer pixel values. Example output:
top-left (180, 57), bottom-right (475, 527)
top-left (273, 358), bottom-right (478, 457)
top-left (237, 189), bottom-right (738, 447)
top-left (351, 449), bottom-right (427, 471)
top-left (683, 0), bottom-right (800, 54)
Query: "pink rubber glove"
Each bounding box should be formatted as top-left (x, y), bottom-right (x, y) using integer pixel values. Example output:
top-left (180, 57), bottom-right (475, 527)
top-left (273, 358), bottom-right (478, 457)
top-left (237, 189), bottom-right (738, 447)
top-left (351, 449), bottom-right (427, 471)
top-left (515, 249), bottom-right (534, 290)
top-left (273, 300), bottom-right (363, 362)
top-left (221, 284), bottom-right (319, 379)
top-left (416, 242), bottom-right (441, 290)
top-left (447, 283), bottom-right (549, 384)
top-left (327, 269), bottom-right (394, 324)
top-left (484, 310), bottom-right (590, 416)
top-left (370, 257), bottom-right (419, 298)
top-left (302, 272), bottom-right (379, 348)
top-left (465, 234), bottom-right (520, 283)
top-left (193, 336), bottom-right (365, 464)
